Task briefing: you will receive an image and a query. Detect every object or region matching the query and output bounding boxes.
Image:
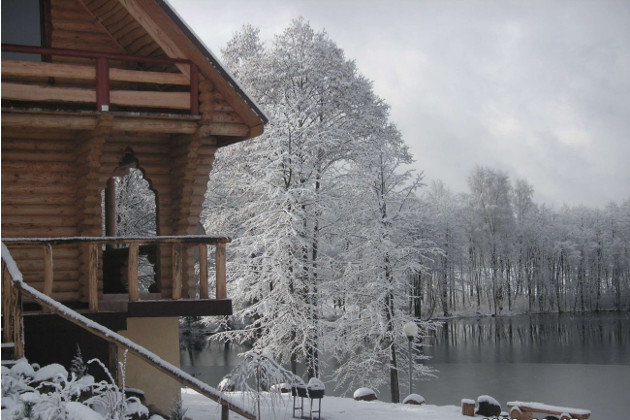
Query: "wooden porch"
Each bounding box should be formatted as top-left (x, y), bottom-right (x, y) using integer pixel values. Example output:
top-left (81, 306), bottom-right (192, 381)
top-left (2, 235), bottom-right (232, 317)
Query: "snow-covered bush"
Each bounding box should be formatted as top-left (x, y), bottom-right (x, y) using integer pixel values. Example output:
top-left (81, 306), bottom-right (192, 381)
top-left (1, 356), bottom-right (151, 420)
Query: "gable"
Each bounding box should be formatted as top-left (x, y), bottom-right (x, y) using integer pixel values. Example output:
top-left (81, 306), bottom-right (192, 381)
top-left (2, 0), bottom-right (267, 142)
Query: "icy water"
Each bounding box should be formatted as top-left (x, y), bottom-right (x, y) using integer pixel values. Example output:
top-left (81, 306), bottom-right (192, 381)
top-left (180, 312), bottom-right (630, 420)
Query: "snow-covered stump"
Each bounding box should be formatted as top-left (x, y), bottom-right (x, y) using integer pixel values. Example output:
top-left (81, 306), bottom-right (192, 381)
top-left (353, 387), bottom-right (377, 401)
top-left (461, 398), bottom-right (475, 416)
top-left (475, 395), bottom-right (501, 417)
top-left (402, 394), bottom-right (425, 405)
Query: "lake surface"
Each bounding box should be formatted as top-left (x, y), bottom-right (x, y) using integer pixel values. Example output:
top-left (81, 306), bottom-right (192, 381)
top-left (180, 312), bottom-right (630, 420)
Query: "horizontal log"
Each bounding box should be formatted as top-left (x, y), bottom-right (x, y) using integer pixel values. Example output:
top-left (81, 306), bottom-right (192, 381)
top-left (22, 271), bottom-right (79, 282)
top-left (9, 258), bottom-right (78, 272)
top-left (6, 247), bottom-right (80, 260)
top-left (111, 67), bottom-right (189, 85)
top-left (1, 151), bottom-right (76, 164)
top-left (1, 113), bottom-right (97, 131)
top-left (2, 215), bottom-right (79, 228)
top-left (110, 90), bottom-right (189, 110)
top-left (3, 195), bottom-right (78, 206)
top-left (1, 226), bottom-right (79, 236)
top-left (1, 112), bottom-right (200, 134)
top-left (0, 204), bottom-right (76, 217)
top-left (199, 123), bottom-right (250, 137)
top-left (22, 291), bottom-right (80, 304)
top-left (2, 172), bottom-right (78, 185)
top-left (1, 139), bottom-right (76, 152)
top-left (2, 82), bottom-right (94, 103)
top-left (2, 60), bottom-right (189, 86)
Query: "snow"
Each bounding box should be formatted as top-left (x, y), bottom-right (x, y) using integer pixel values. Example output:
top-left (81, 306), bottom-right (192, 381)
top-left (460, 398), bottom-right (475, 405)
top-left (508, 400), bottom-right (592, 416)
top-left (478, 394), bottom-right (500, 406)
top-left (307, 378), bottom-right (325, 391)
top-left (402, 393), bottom-right (425, 405)
top-left (9, 358), bottom-right (35, 378)
top-left (182, 388), bottom-right (472, 420)
top-left (32, 363), bottom-right (68, 383)
top-left (353, 387), bottom-right (377, 399)
top-left (66, 401), bottom-right (105, 420)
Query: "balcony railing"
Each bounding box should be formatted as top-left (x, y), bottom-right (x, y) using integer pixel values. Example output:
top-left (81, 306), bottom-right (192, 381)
top-left (1, 44), bottom-right (199, 115)
top-left (1, 235), bottom-right (229, 313)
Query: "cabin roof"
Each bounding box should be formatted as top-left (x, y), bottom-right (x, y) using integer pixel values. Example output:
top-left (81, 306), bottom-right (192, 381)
top-left (36, 0), bottom-right (268, 138)
top-left (156, 0), bottom-right (269, 126)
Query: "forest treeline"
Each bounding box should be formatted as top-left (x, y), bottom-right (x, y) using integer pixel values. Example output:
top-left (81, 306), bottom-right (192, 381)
top-left (115, 19), bottom-right (629, 400)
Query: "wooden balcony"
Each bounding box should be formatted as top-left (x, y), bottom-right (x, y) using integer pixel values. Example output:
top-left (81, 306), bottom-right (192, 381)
top-left (1, 235), bottom-right (231, 317)
top-left (1, 44), bottom-right (199, 115)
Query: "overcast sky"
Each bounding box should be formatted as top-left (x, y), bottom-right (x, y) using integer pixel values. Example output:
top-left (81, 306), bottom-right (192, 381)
top-left (170, 0), bottom-right (629, 209)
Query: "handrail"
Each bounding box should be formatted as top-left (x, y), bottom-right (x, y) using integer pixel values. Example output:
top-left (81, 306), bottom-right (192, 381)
top-left (1, 43), bottom-right (199, 115)
top-left (1, 243), bottom-right (256, 420)
top-left (2, 235), bottom-right (229, 310)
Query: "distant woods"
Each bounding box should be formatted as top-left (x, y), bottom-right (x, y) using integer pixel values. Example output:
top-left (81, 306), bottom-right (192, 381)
top-left (419, 168), bottom-right (629, 317)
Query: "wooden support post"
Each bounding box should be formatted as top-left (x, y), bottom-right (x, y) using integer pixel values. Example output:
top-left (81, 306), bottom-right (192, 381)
top-left (96, 56), bottom-right (110, 111)
top-left (199, 244), bottom-right (208, 299)
top-left (128, 242), bottom-right (139, 302)
top-left (43, 244), bottom-right (53, 296)
top-left (108, 342), bottom-right (119, 385)
top-left (42, 244), bottom-right (54, 312)
top-left (215, 242), bottom-right (226, 299)
top-left (172, 243), bottom-right (182, 300)
top-left (2, 266), bottom-right (11, 343)
top-left (88, 243), bottom-right (99, 311)
top-left (11, 286), bottom-right (24, 359)
top-left (190, 63), bottom-right (199, 115)
top-left (221, 404), bottom-right (229, 420)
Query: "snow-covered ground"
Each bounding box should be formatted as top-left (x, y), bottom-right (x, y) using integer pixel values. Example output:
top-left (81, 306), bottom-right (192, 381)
top-left (181, 388), bottom-right (471, 420)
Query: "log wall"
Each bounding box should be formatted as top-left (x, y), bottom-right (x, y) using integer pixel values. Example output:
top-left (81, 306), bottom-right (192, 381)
top-left (1, 128), bottom-right (82, 301)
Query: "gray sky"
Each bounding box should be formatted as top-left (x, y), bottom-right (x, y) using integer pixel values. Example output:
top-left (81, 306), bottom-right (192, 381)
top-left (170, 0), bottom-right (629, 208)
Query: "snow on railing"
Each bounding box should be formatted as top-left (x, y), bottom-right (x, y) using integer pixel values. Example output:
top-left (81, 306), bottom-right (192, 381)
top-left (1, 242), bottom-right (256, 420)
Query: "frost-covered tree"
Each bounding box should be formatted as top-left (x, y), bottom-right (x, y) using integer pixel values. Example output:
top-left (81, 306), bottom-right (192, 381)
top-left (204, 19), bottom-right (385, 380)
top-left (328, 121), bottom-right (440, 402)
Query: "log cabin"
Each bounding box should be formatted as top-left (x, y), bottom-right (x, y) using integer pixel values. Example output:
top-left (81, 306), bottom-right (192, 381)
top-left (1, 0), bottom-right (267, 415)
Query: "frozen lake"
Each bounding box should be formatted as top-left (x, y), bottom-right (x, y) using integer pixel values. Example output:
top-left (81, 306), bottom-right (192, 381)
top-left (181, 312), bottom-right (630, 419)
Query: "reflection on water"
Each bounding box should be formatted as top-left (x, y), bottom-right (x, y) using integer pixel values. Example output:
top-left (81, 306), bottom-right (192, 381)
top-left (180, 313), bottom-right (630, 420)
top-left (425, 312), bottom-right (630, 365)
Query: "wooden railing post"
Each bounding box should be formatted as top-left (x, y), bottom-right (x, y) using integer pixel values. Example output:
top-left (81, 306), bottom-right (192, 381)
top-left (88, 243), bottom-right (99, 311)
top-left (128, 242), bottom-right (139, 302)
top-left (172, 243), bottom-right (182, 300)
top-left (215, 242), bottom-right (226, 299)
top-left (199, 243), bottom-right (208, 299)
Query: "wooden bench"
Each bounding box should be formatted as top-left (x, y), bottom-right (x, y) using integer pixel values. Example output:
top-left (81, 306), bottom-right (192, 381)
top-left (508, 401), bottom-right (591, 420)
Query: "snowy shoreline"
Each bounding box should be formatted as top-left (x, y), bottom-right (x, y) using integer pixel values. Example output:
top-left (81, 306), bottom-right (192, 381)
top-left (182, 388), bottom-right (470, 420)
